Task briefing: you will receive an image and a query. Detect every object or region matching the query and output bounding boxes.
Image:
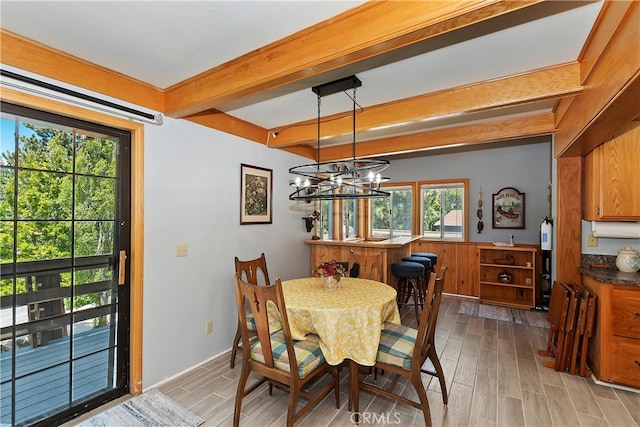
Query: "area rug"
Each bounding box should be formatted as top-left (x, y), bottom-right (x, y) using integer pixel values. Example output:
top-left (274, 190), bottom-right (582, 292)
top-left (457, 300), bottom-right (548, 328)
top-left (78, 388), bottom-right (205, 427)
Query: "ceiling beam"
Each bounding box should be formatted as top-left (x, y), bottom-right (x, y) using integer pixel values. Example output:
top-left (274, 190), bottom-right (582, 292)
top-left (163, 0), bottom-right (543, 118)
top-left (315, 112), bottom-right (556, 161)
top-left (268, 63), bottom-right (581, 148)
top-left (186, 110), bottom-right (268, 144)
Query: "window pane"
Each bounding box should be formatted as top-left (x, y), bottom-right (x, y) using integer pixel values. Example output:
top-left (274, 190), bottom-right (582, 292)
top-left (75, 134), bottom-right (118, 177)
top-left (371, 196), bottom-right (390, 237)
top-left (75, 176), bottom-right (116, 220)
top-left (391, 189), bottom-right (412, 236)
top-left (17, 171), bottom-right (72, 220)
top-left (343, 199), bottom-right (357, 238)
top-left (18, 120), bottom-right (73, 173)
top-left (421, 182), bottom-right (465, 240)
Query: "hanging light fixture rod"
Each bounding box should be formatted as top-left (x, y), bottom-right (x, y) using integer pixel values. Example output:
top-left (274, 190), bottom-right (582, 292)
top-left (289, 75), bottom-right (389, 202)
top-left (312, 75), bottom-right (361, 98)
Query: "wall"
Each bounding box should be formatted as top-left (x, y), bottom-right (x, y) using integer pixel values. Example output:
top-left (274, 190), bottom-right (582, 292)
top-left (386, 137), bottom-right (552, 245)
top-left (581, 220), bottom-right (640, 256)
top-left (143, 118), bottom-right (312, 387)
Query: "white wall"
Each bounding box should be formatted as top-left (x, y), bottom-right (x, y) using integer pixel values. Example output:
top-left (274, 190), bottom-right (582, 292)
top-left (143, 118), bottom-right (314, 387)
top-left (385, 137), bottom-right (552, 245)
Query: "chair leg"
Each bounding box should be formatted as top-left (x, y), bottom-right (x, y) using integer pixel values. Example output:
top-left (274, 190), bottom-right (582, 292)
top-left (230, 322), bottom-right (242, 369)
top-left (233, 363), bottom-right (250, 427)
top-left (332, 366), bottom-right (341, 408)
top-left (429, 346), bottom-right (448, 404)
top-left (412, 375), bottom-right (432, 427)
top-left (287, 386), bottom-right (300, 427)
top-left (412, 279), bottom-right (421, 323)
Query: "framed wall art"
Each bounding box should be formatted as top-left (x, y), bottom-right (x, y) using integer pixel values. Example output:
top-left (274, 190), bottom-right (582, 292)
top-left (492, 187), bottom-right (525, 229)
top-left (240, 163), bottom-right (272, 224)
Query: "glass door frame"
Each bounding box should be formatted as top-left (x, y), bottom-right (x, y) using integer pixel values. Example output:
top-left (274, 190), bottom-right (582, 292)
top-left (0, 88), bottom-right (145, 424)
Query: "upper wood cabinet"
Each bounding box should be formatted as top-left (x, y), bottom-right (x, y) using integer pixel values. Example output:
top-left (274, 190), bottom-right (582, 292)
top-left (584, 121), bottom-right (640, 220)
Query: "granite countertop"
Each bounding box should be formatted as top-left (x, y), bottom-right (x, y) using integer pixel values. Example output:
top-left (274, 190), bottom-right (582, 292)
top-left (580, 267), bottom-right (640, 286)
top-left (581, 253), bottom-right (640, 286)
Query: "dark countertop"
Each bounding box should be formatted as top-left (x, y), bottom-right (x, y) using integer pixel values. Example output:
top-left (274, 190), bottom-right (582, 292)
top-left (580, 267), bottom-right (640, 286)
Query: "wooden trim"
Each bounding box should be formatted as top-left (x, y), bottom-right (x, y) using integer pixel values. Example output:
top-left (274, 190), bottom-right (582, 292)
top-left (555, 157), bottom-right (582, 286)
top-left (317, 113), bottom-right (555, 162)
top-left (0, 87), bottom-right (145, 396)
top-left (268, 64), bottom-right (578, 148)
top-left (163, 0), bottom-right (543, 117)
top-left (1, 29), bottom-right (164, 113)
top-left (555, 1), bottom-right (640, 157)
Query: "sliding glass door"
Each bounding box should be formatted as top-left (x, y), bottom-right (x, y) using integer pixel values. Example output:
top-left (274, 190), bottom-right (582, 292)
top-left (0, 103), bottom-right (130, 425)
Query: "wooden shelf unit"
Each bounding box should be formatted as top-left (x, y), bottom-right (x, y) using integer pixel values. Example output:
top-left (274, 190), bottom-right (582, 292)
top-left (478, 245), bottom-right (536, 309)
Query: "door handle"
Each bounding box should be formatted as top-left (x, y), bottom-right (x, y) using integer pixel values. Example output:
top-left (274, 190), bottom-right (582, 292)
top-left (119, 250), bottom-right (127, 285)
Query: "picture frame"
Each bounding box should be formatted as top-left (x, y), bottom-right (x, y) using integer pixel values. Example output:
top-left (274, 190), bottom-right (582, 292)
top-left (240, 163), bottom-right (272, 224)
top-left (492, 187), bottom-right (525, 229)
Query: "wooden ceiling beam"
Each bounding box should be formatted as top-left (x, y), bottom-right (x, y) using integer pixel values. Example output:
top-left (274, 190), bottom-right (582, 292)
top-left (315, 112), bottom-right (555, 162)
top-left (164, 0), bottom-right (543, 118)
top-left (185, 110), bottom-right (268, 144)
top-left (269, 63), bottom-right (581, 148)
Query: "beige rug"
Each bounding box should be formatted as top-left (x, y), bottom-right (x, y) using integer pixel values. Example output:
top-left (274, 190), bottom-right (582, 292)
top-left (78, 388), bottom-right (204, 427)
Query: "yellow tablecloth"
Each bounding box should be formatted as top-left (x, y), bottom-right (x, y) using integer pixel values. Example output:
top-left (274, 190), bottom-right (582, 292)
top-left (279, 277), bottom-right (400, 366)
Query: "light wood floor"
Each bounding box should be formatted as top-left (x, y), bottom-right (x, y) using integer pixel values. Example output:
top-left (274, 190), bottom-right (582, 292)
top-left (71, 295), bottom-right (640, 426)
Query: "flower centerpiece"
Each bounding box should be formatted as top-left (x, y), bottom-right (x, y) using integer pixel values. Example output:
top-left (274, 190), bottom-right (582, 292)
top-left (316, 260), bottom-right (346, 291)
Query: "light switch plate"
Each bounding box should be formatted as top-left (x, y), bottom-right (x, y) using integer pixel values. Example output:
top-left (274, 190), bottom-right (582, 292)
top-left (175, 243), bottom-right (188, 257)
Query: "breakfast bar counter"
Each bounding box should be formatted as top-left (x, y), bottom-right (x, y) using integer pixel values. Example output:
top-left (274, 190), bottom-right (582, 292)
top-left (305, 235), bottom-right (423, 284)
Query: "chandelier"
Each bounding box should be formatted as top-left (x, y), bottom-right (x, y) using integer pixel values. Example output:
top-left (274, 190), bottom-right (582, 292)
top-left (289, 75), bottom-right (390, 201)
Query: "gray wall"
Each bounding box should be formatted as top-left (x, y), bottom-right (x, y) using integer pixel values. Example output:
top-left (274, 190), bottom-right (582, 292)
top-left (143, 118), bottom-right (313, 387)
top-left (385, 138), bottom-right (553, 245)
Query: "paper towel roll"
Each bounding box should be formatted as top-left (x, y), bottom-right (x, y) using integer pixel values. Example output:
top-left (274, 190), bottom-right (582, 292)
top-left (591, 221), bottom-right (640, 238)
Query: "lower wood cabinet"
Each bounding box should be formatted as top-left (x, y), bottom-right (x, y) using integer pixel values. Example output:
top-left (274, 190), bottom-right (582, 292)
top-left (582, 276), bottom-right (640, 388)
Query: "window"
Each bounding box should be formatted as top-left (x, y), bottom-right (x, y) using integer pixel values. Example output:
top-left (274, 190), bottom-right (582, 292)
top-left (370, 185), bottom-right (413, 237)
top-left (420, 180), bottom-right (467, 240)
top-left (343, 198), bottom-right (357, 239)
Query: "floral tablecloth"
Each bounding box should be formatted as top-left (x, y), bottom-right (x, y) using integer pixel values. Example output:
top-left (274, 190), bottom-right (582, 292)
top-left (277, 277), bottom-right (400, 366)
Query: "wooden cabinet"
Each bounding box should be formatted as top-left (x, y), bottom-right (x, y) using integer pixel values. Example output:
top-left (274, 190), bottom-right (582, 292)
top-left (584, 121), bottom-right (640, 220)
top-left (582, 276), bottom-right (640, 388)
top-left (478, 246), bottom-right (536, 309)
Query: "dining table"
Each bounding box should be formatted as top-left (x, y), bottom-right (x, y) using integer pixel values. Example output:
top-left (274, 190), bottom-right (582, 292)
top-left (270, 276), bottom-right (401, 415)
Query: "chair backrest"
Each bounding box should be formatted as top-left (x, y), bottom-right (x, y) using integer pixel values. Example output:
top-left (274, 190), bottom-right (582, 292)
top-left (234, 274), bottom-right (299, 375)
top-left (234, 253), bottom-right (270, 286)
top-left (349, 249), bottom-right (384, 282)
top-left (414, 267), bottom-right (447, 364)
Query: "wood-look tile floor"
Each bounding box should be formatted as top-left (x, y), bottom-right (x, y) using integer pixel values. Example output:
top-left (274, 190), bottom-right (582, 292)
top-left (71, 295), bottom-right (640, 426)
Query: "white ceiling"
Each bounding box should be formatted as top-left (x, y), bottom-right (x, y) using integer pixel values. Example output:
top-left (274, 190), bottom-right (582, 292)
top-left (1, 0), bottom-right (604, 152)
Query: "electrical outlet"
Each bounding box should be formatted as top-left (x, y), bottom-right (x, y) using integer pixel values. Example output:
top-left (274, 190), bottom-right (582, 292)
top-left (587, 234), bottom-right (598, 247)
top-left (175, 243), bottom-right (188, 257)
top-left (205, 320), bottom-right (213, 334)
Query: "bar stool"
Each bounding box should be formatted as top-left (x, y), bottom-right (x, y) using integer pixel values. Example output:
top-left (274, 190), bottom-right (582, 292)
top-left (391, 261), bottom-right (425, 323)
top-left (411, 252), bottom-right (437, 275)
top-left (402, 256), bottom-right (432, 315)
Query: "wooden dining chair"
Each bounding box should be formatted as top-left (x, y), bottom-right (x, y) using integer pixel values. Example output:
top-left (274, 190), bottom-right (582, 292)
top-left (233, 274), bottom-right (340, 427)
top-left (349, 249), bottom-right (384, 282)
top-left (230, 253), bottom-right (271, 369)
top-left (353, 267), bottom-right (447, 427)
top-left (420, 266), bottom-right (449, 404)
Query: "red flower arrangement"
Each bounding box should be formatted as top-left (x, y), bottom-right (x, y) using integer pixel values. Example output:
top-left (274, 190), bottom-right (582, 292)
top-left (316, 260), bottom-right (346, 281)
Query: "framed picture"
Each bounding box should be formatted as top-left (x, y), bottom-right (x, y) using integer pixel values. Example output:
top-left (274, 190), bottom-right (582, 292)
top-left (240, 163), bottom-right (272, 224)
top-left (492, 187), bottom-right (525, 229)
